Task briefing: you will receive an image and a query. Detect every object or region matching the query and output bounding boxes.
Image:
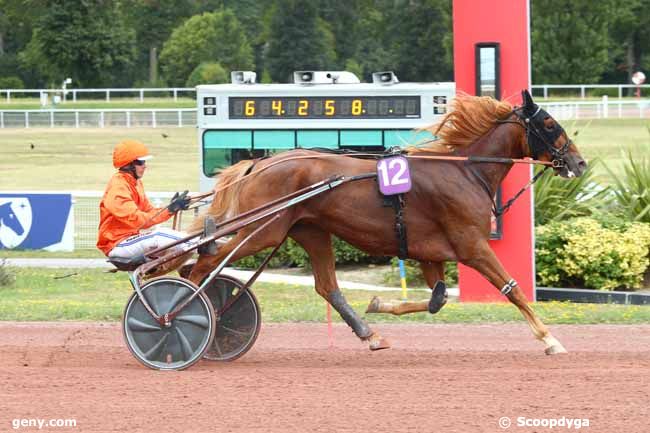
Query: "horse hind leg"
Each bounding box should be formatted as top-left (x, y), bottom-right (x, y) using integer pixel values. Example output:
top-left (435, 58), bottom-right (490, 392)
top-left (462, 243), bottom-right (567, 355)
top-left (289, 224), bottom-right (390, 351)
top-left (187, 213), bottom-right (293, 285)
top-left (366, 261), bottom-right (448, 315)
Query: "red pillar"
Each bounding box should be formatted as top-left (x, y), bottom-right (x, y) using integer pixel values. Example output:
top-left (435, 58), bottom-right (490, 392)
top-left (453, 0), bottom-right (535, 301)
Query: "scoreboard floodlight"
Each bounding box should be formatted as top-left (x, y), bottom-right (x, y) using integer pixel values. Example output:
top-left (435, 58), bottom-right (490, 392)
top-left (197, 71), bottom-right (455, 192)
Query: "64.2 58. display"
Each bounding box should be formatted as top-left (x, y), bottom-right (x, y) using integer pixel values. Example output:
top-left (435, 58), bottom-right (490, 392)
top-left (228, 96), bottom-right (421, 119)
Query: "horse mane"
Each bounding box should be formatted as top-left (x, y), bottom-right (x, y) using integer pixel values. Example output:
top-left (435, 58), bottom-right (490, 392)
top-left (408, 94), bottom-right (513, 154)
top-left (188, 159), bottom-right (255, 232)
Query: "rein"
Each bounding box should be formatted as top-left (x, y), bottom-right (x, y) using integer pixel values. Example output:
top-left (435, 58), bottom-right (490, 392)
top-left (187, 152), bottom-right (554, 216)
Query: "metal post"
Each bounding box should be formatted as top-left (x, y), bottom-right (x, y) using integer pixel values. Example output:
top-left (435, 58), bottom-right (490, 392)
top-left (602, 95), bottom-right (608, 119)
top-left (106, 90), bottom-right (110, 102)
top-left (6, 90), bottom-right (9, 103)
top-left (152, 111), bottom-right (156, 128)
top-left (140, 89), bottom-right (144, 103)
top-left (50, 110), bottom-right (54, 127)
top-left (173, 89), bottom-right (178, 101)
top-left (543, 85), bottom-right (548, 99)
top-left (127, 111), bottom-right (131, 128)
top-left (0, 111), bottom-right (4, 128)
top-left (100, 111), bottom-right (105, 128)
top-left (25, 111), bottom-right (29, 128)
top-left (178, 110), bottom-right (182, 127)
top-left (73, 90), bottom-right (77, 102)
top-left (581, 86), bottom-right (585, 99)
top-left (618, 86), bottom-right (623, 99)
top-left (75, 111), bottom-right (79, 128)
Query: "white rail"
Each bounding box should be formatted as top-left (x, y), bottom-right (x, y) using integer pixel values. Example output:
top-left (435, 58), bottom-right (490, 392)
top-left (538, 97), bottom-right (650, 120)
top-left (532, 84), bottom-right (650, 99)
top-left (2, 85), bottom-right (648, 101)
top-left (0, 108), bottom-right (196, 128)
top-left (1, 87), bottom-right (195, 103)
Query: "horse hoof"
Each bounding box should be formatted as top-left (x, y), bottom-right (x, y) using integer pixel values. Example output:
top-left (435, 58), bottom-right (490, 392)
top-left (365, 296), bottom-right (381, 314)
top-left (368, 334), bottom-right (391, 351)
top-left (428, 281), bottom-right (448, 314)
top-left (545, 344), bottom-right (568, 355)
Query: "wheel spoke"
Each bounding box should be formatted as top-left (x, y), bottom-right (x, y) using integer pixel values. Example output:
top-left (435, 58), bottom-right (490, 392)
top-left (127, 317), bottom-right (161, 332)
top-left (143, 290), bottom-right (160, 314)
top-left (166, 285), bottom-right (190, 314)
top-left (176, 314), bottom-right (210, 329)
top-left (175, 327), bottom-right (194, 361)
top-left (143, 332), bottom-right (169, 361)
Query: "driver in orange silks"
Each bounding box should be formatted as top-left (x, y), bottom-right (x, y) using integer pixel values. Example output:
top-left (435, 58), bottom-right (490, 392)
top-left (97, 140), bottom-right (191, 260)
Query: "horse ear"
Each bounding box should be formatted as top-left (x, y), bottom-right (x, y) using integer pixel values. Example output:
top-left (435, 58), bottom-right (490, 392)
top-left (522, 89), bottom-right (535, 111)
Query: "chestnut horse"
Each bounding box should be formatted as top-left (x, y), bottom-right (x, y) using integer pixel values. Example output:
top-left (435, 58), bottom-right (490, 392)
top-left (187, 90), bottom-right (586, 355)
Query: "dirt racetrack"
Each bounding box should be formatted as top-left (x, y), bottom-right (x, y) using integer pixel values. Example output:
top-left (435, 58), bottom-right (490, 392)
top-left (1, 322), bottom-right (649, 433)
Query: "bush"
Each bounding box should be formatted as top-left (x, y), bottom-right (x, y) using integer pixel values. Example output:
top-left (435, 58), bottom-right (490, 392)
top-left (0, 259), bottom-right (15, 287)
top-left (533, 158), bottom-right (609, 225)
top-left (603, 144), bottom-right (650, 223)
top-left (382, 258), bottom-right (458, 287)
top-left (185, 62), bottom-right (228, 87)
top-left (588, 87), bottom-right (619, 98)
top-left (160, 10), bottom-right (253, 86)
top-left (536, 217), bottom-right (650, 290)
top-left (0, 76), bottom-right (25, 89)
top-left (232, 236), bottom-right (377, 269)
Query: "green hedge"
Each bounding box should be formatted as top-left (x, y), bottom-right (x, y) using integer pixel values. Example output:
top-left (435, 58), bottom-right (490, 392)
top-left (536, 217), bottom-right (650, 290)
top-left (233, 236), bottom-right (386, 269)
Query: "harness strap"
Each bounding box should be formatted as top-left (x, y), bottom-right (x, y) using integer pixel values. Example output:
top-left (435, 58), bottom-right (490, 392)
top-left (501, 279), bottom-right (517, 295)
top-left (393, 195), bottom-right (409, 260)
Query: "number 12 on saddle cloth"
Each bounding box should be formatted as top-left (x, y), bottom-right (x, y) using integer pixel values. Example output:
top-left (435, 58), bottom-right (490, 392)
top-left (377, 155), bottom-right (412, 196)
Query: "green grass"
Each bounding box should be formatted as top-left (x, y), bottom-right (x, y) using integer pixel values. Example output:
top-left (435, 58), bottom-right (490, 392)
top-left (0, 119), bottom-right (647, 192)
top-left (0, 267), bottom-right (648, 323)
top-left (0, 127), bottom-right (198, 191)
top-left (564, 118), bottom-right (650, 183)
top-left (0, 97), bottom-right (196, 110)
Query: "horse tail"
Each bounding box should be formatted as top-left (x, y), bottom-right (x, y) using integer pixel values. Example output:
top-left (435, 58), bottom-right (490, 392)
top-left (189, 159), bottom-right (255, 233)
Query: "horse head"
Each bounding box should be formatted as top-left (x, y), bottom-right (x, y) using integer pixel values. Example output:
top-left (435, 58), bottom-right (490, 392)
top-left (518, 89), bottom-right (587, 178)
top-left (0, 202), bottom-right (25, 236)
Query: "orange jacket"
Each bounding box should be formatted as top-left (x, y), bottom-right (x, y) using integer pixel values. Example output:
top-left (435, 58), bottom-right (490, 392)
top-left (97, 172), bottom-right (172, 255)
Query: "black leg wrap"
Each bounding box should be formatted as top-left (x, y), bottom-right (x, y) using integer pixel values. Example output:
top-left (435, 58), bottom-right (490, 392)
top-left (428, 280), bottom-right (448, 314)
top-left (328, 289), bottom-right (372, 339)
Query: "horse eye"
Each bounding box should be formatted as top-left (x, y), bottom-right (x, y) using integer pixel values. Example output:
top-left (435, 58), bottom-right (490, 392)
top-left (545, 123), bottom-right (555, 131)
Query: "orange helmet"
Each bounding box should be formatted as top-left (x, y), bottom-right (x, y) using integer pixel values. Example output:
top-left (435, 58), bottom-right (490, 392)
top-left (112, 140), bottom-right (152, 168)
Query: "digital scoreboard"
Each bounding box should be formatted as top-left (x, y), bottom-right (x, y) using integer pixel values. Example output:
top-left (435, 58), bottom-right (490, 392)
top-left (227, 96), bottom-right (421, 119)
top-left (196, 74), bottom-right (455, 193)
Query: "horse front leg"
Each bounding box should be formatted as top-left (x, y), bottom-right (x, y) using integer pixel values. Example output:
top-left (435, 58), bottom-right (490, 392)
top-left (366, 261), bottom-right (448, 315)
top-left (462, 242), bottom-right (567, 355)
top-left (289, 224), bottom-right (390, 351)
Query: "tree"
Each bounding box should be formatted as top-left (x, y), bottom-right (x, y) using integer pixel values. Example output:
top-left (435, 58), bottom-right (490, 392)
top-left (129, 0), bottom-right (195, 84)
top-left (531, 0), bottom-right (613, 84)
top-left (0, 0), bottom-right (47, 86)
top-left (19, 0), bottom-right (137, 87)
top-left (605, 0), bottom-right (650, 86)
top-left (185, 61), bottom-right (228, 86)
top-left (159, 10), bottom-right (253, 86)
top-left (266, 0), bottom-right (336, 82)
top-left (346, 3), bottom-right (395, 81)
top-left (384, 0), bottom-right (453, 82)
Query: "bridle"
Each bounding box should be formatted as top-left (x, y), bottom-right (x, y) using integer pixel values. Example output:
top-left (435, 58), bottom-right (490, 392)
top-left (500, 105), bottom-right (571, 168)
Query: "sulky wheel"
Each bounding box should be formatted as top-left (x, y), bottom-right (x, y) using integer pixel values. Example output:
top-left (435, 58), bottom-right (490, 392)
top-left (202, 275), bottom-right (261, 361)
top-left (122, 277), bottom-right (216, 371)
